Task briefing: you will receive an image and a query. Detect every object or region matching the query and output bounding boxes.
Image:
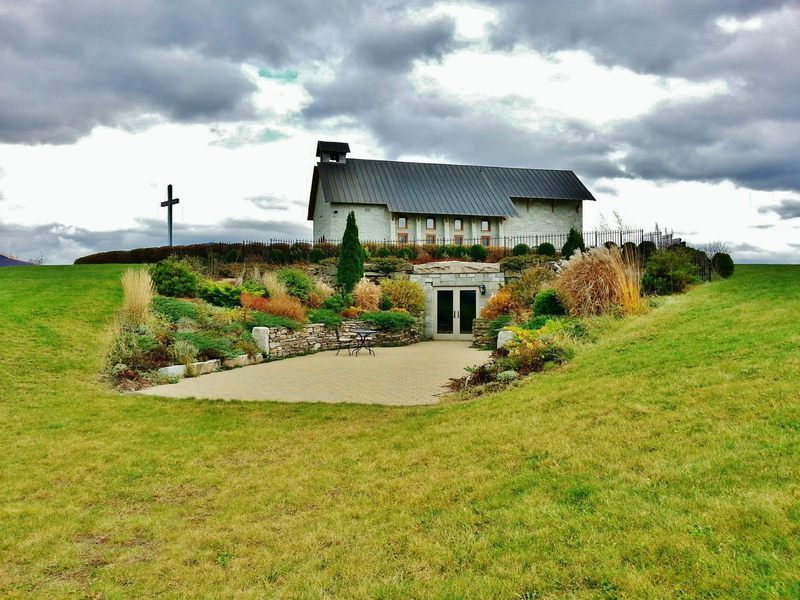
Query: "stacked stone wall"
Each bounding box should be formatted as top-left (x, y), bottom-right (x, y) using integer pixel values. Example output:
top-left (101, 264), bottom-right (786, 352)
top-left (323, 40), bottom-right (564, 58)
top-left (471, 318), bottom-right (495, 349)
top-left (253, 319), bottom-right (423, 359)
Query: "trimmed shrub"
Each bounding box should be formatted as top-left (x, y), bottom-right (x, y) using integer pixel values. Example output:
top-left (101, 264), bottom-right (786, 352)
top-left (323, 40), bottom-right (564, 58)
top-left (621, 242), bottom-right (638, 260)
top-left (268, 249), bottom-right (287, 264)
top-left (360, 310), bottom-right (416, 331)
top-left (638, 240), bottom-right (657, 262)
top-left (198, 281), bottom-right (243, 308)
top-left (289, 242), bottom-right (309, 263)
top-left (380, 279), bottom-right (425, 316)
top-left (276, 268), bottom-right (313, 302)
top-left (308, 308), bottom-right (343, 328)
top-left (322, 293), bottom-right (352, 313)
top-left (712, 252), bottom-right (734, 278)
top-left (376, 247), bottom-right (392, 258)
top-left (352, 279), bottom-right (381, 312)
top-left (337, 211), bottom-right (365, 293)
top-left (499, 254), bottom-right (546, 273)
top-left (396, 246), bottom-right (416, 260)
top-left (469, 244), bottom-right (488, 262)
top-left (560, 227), bottom-right (586, 259)
top-left (152, 296), bottom-right (199, 323)
top-left (368, 256), bottom-right (411, 274)
top-left (149, 258), bottom-right (199, 297)
top-left (537, 242), bottom-right (556, 256)
top-left (533, 289), bottom-right (567, 316)
top-left (479, 288), bottom-right (521, 320)
top-left (121, 269), bottom-right (154, 325)
top-left (444, 244), bottom-right (469, 259)
top-left (512, 243), bottom-right (531, 256)
top-left (308, 248), bottom-right (325, 263)
top-left (642, 248), bottom-right (699, 295)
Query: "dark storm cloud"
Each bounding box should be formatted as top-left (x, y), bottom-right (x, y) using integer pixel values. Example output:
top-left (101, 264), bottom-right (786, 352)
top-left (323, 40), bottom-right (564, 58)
top-left (758, 198), bottom-right (800, 219)
top-left (0, 0), bottom-right (372, 144)
top-left (487, 0), bottom-right (789, 75)
top-left (4, 0), bottom-right (800, 196)
top-left (0, 218), bottom-right (310, 265)
top-left (479, 1), bottom-right (800, 191)
top-left (300, 1), bottom-right (800, 191)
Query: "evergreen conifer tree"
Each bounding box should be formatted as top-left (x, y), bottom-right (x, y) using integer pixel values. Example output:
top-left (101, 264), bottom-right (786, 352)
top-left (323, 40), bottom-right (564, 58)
top-left (336, 211), bottom-right (365, 293)
top-left (561, 227), bottom-right (587, 259)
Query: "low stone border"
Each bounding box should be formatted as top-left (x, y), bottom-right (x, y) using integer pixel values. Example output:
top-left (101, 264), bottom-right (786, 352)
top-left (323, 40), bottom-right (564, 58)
top-left (157, 354), bottom-right (264, 380)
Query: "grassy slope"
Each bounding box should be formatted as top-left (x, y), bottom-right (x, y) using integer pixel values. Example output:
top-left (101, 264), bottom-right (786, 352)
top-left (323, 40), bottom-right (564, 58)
top-left (1, 264), bottom-right (799, 599)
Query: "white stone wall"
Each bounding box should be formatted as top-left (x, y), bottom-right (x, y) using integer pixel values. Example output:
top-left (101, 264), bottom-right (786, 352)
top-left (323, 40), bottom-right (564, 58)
top-left (503, 199), bottom-right (583, 238)
top-left (314, 194), bottom-right (583, 243)
top-left (313, 192), bottom-right (392, 241)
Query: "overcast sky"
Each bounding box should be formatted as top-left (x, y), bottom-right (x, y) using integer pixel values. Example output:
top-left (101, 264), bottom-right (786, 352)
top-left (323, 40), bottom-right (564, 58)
top-left (1, 1), bottom-right (799, 264)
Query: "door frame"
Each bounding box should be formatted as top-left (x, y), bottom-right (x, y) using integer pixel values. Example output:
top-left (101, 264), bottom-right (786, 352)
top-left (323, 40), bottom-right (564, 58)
top-left (433, 286), bottom-right (480, 340)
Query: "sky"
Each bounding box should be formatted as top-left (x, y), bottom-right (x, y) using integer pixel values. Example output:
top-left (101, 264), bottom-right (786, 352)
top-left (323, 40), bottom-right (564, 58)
top-left (1, 1), bottom-right (799, 265)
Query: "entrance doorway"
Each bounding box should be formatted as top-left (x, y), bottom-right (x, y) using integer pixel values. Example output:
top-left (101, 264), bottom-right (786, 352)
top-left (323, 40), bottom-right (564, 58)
top-left (435, 288), bottom-right (478, 340)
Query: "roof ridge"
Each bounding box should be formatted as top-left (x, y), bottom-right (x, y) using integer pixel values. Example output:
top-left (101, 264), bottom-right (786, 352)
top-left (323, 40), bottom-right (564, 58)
top-left (343, 157), bottom-right (575, 174)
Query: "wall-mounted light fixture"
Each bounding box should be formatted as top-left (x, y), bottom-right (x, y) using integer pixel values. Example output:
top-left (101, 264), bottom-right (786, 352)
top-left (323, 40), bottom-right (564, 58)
top-left (478, 284), bottom-right (486, 295)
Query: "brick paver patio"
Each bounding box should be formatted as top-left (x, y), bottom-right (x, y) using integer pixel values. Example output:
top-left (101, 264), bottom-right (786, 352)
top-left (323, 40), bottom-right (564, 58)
top-left (140, 341), bottom-right (491, 405)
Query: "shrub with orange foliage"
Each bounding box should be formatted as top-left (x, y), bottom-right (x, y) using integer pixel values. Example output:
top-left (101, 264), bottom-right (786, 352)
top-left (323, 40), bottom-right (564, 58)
top-left (307, 292), bottom-right (323, 308)
top-left (243, 291), bottom-right (306, 322)
top-left (479, 287), bottom-right (521, 320)
top-left (352, 279), bottom-right (381, 311)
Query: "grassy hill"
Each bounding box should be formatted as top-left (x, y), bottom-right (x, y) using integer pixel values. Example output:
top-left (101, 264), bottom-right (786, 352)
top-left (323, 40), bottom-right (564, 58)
top-left (0, 254), bottom-right (31, 267)
top-left (1, 264), bottom-right (798, 598)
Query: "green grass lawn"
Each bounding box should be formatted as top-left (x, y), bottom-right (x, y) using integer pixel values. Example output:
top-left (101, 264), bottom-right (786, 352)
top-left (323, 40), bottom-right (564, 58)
top-left (1, 264), bottom-right (799, 599)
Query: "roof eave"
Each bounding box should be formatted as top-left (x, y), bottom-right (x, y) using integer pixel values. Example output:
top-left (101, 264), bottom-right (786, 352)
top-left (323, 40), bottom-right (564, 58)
top-left (307, 166), bottom-right (319, 220)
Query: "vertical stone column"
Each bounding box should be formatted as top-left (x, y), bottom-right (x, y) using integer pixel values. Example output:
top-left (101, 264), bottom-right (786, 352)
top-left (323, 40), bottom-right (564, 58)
top-left (416, 216), bottom-right (424, 244)
top-left (389, 212), bottom-right (397, 243)
top-left (443, 218), bottom-right (450, 244)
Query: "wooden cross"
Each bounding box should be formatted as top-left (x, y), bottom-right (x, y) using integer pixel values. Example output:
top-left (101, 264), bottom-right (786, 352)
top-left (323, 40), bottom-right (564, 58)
top-left (160, 184), bottom-right (180, 247)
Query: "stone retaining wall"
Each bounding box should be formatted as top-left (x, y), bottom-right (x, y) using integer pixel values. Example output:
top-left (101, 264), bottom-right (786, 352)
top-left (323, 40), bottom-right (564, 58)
top-left (471, 318), bottom-right (495, 349)
top-left (253, 319), bottom-right (423, 359)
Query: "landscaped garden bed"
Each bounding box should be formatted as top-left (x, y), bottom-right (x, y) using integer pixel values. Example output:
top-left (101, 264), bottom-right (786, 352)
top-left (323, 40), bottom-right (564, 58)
top-left (453, 235), bottom-right (735, 398)
top-left (107, 254), bottom-right (426, 389)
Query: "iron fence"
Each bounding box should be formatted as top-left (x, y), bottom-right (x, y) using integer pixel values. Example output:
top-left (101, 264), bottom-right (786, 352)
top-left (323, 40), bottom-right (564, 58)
top-left (75, 228), bottom-right (677, 265)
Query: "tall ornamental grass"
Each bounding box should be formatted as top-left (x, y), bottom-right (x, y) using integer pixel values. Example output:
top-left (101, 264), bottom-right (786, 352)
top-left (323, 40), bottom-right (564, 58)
top-left (555, 247), bottom-right (646, 316)
top-left (121, 268), bottom-right (154, 325)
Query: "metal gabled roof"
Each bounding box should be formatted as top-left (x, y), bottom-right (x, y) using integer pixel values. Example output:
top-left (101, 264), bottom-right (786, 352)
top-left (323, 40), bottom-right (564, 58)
top-left (308, 158), bottom-right (595, 220)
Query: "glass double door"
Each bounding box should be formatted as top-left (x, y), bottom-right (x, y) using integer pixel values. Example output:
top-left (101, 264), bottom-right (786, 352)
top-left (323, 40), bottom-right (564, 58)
top-left (435, 288), bottom-right (478, 339)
